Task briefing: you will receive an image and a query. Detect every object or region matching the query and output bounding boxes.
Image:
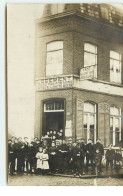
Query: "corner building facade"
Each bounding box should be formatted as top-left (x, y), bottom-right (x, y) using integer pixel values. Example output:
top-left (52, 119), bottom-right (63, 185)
top-left (35, 4), bottom-right (123, 146)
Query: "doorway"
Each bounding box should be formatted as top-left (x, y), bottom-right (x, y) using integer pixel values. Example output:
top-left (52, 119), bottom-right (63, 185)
top-left (42, 99), bottom-right (65, 136)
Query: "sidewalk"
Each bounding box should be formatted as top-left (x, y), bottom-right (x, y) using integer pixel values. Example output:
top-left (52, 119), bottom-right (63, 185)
top-left (50, 167), bottom-right (123, 179)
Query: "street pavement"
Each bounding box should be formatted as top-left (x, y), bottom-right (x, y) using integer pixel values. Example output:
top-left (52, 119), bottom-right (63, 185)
top-left (8, 174), bottom-right (123, 186)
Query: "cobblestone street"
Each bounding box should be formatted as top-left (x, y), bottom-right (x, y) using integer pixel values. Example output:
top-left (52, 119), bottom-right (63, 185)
top-left (8, 174), bottom-right (123, 186)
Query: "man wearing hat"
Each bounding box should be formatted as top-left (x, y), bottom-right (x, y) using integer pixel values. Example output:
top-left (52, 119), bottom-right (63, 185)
top-left (86, 139), bottom-right (95, 174)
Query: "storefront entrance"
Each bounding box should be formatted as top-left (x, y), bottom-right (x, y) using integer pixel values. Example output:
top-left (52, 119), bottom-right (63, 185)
top-left (42, 100), bottom-right (65, 136)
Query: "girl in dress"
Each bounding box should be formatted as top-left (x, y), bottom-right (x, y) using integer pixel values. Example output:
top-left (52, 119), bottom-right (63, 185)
top-left (42, 148), bottom-right (49, 175)
top-left (36, 147), bottom-right (43, 174)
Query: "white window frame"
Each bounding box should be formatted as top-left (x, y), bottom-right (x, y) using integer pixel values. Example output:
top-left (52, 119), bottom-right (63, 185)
top-left (84, 102), bottom-right (97, 143)
top-left (110, 50), bottom-right (121, 84)
top-left (110, 107), bottom-right (121, 146)
top-left (84, 43), bottom-right (97, 78)
top-left (44, 100), bottom-right (64, 112)
top-left (46, 41), bottom-right (63, 76)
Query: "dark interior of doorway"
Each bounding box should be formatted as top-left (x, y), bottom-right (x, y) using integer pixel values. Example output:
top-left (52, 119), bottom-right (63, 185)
top-left (42, 112), bottom-right (64, 136)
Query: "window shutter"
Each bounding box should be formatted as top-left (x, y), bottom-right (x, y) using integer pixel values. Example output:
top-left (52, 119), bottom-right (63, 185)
top-left (76, 99), bottom-right (84, 139)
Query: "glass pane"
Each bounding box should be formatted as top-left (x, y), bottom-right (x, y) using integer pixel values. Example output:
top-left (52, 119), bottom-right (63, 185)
top-left (84, 52), bottom-right (97, 67)
top-left (58, 4), bottom-right (65, 13)
top-left (84, 128), bottom-right (87, 143)
top-left (115, 118), bottom-right (119, 128)
top-left (51, 4), bottom-right (58, 15)
top-left (110, 107), bottom-right (119, 116)
top-left (115, 132), bottom-right (120, 146)
top-left (110, 51), bottom-right (121, 60)
top-left (110, 117), bottom-right (113, 126)
top-left (90, 114), bottom-right (95, 125)
top-left (84, 114), bottom-right (87, 124)
top-left (110, 70), bottom-right (115, 82)
top-left (47, 50), bottom-right (63, 64)
top-left (47, 41), bottom-right (63, 51)
top-left (84, 43), bottom-right (97, 53)
top-left (84, 102), bottom-right (95, 113)
top-left (46, 50), bottom-right (63, 76)
top-left (90, 129), bottom-right (94, 142)
top-left (110, 131), bottom-right (113, 144)
top-left (55, 101), bottom-right (64, 110)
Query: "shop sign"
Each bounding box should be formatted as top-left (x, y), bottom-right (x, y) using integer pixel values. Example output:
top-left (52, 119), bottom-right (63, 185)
top-left (80, 66), bottom-right (95, 80)
top-left (36, 76), bottom-right (73, 90)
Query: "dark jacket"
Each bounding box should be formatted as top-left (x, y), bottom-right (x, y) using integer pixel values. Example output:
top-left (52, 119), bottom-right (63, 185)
top-left (106, 149), bottom-right (115, 161)
top-left (86, 143), bottom-right (95, 157)
top-left (94, 142), bottom-right (104, 155)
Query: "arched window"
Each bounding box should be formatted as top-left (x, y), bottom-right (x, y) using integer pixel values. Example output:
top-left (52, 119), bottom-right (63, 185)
top-left (84, 102), bottom-right (97, 143)
top-left (46, 41), bottom-right (63, 76)
top-left (110, 106), bottom-right (121, 146)
top-left (84, 43), bottom-right (97, 78)
top-left (110, 51), bottom-right (121, 84)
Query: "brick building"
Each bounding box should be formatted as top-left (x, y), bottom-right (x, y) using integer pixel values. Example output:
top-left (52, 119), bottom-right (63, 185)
top-left (35, 4), bottom-right (123, 146)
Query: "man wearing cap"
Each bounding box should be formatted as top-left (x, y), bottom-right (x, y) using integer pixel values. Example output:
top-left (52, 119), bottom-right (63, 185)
top-left (86, 139), bottom-right (95, 174)
top-left (94, 139), bottom-right (104, 172)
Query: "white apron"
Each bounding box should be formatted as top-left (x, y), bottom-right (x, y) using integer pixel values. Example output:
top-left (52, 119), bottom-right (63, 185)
top-left (42, 154), bottom-right (49, 170)
top-left (36, 152), bottom-right (43, 169)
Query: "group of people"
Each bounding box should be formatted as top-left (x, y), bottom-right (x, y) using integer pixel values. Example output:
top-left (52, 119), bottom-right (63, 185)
top-left (8, 136), bottom-right (122, 177)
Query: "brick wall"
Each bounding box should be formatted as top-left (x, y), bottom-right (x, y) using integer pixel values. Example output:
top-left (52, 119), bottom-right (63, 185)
top-left (35, 14), bottom-right (123, 83)
top-left (35, 88), bottom-right (123, 146)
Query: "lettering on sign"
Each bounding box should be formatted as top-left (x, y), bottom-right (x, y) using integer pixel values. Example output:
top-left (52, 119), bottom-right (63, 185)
top-left (36, 76), bottom-right (73, 91)
top-left (80, 66), bottom-right (95, 80)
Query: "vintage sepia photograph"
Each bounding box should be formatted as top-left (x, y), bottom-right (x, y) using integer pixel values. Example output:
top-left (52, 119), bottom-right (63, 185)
top-left (7, 3), bottom-right (123, 186)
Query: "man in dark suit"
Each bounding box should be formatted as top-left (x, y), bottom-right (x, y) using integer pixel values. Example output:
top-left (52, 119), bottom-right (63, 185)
top-left (8, 139), bottom-right (16, 175)
top-left (49, 141), bottom-right (58, 173)
top-left (94, 138), bottom-right (104, 172)
top-left (86, 139), bottom-right (95, 174)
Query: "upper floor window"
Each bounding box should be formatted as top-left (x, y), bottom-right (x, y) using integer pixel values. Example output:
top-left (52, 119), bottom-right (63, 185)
top-left (110, 106), bottom-right (121, 146)
top-left (46, 41), bottom-right (63, 76)
top-left (84, 43), bottom-right (97, 78)
top-left (51, 4), bottom-right (65, 15)
top-left (110, 51), bottom-right (121, 84)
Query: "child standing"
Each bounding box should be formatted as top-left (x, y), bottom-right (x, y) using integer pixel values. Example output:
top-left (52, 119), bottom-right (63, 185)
top-left (94, 149), bottom-right (102, 175)
top-left (105, 144), bottom-right (115, 175)
top-left (36, 147), bottom-right (43, 174)
top-left (42, 148), bottom-right (49, 175)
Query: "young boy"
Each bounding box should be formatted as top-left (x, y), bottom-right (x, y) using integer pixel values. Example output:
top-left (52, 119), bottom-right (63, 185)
top-left (114, 149), bottom-right (122, 174)
top-left (105, 144), bottom-right (115, 175)
top-left (94, 149), bottom-right (102, 175)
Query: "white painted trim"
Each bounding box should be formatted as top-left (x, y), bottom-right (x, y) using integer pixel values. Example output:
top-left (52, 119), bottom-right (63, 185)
top-left (74, 79), bottom-right (123, 97)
